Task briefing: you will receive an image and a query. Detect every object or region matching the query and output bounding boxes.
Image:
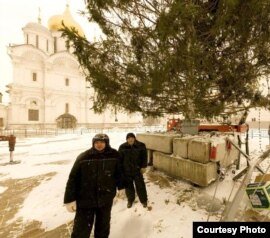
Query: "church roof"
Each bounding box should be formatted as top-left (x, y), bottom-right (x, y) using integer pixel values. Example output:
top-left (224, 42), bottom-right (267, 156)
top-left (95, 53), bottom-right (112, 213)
top-left (23, 22), bottom-right (51, 35)
top-left (48, 4), bottom-right (84, 37)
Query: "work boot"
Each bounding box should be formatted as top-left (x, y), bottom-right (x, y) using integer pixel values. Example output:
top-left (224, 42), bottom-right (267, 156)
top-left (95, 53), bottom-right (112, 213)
top-left (142, 202), bottom-right (147, 208)
top-left (127, 202), bottom-right (133, 208)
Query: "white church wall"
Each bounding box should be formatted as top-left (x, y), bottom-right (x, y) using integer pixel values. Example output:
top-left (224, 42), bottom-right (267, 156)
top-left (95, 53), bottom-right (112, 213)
top-left (45, 73), bottom-right (84, 93)
top-left (46, 55), bottom-right (83, 93)
top-left (57, 37), bottom-right (68, 52)
top-left (7, 84), bottom-right (42, 127)
top-left (51, 31), bottom-right (61, 53)
top-left (50, 94), bottom-right (82, 119)
top-left (26, 34), bottom-right (36, 47)
top-left (47, 38), bottom-right (54, 55)
top-left (38, 37), bottom-right (48, 53)
top-left (87, 110), bottom-right (106, 124)
top-left (74, 100), bottom-right (87, 123)
top-left (50, 31), bottom-right (67, 52)
top-left (9, 94), bottom-right (44, 126)
top-left (45, 73), bottom-right (68, 90)
top-left (23, 69), bottom-right (44, 89)
top-left (86, 108), bottom-right (142, 126)
top-left (8, 103), bottom-right (27, 125)
top-left (13, 66), bottom-right (43, 89)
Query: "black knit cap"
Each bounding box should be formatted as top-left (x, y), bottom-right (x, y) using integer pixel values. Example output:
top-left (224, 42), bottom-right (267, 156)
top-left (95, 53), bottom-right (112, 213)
top-left (126, 132), bottom-right (136, 140)
top-left (92, 133), bottom-right (110, 146)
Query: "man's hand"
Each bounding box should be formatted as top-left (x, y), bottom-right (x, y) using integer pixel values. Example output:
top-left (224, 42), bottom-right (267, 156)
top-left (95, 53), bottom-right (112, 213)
top-left (140, 168), bottom-right (146, 174)
top-left (65, 201), bottom-right (77, 213)
top-left (116, 189), bottom-right (125, 198)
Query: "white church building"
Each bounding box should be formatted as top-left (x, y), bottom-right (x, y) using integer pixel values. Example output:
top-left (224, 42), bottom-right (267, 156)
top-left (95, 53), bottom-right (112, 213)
top-left (1, 5), bottom-right (142, 129)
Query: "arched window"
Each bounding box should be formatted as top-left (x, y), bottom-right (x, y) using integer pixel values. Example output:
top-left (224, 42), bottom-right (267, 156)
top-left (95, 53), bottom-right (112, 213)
top-left (28, 100), bottom-right (39, 121)
top-left (32, 72), bottom-right (37, 82)
top-left (65, 78), bottom-right (69, 86)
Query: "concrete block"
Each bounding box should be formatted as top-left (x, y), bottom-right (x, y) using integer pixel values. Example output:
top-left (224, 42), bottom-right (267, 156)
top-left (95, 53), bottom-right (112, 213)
top-left (188, 138), bottom-right (211, 163)
top-left (136, 133), bottom-right (179, 154)
top-left (209, 138), bottom-right (226, 162)
top-left (153, 151), bottom-right (217, 186)
top-left (209, 136), bottom-right (240, 167)
top-left (221, 145), bottom-right (239, 168)
top-left (173, 136), bottom-right (201, 158)
top-left (152, 151), bottom-right (172, 174)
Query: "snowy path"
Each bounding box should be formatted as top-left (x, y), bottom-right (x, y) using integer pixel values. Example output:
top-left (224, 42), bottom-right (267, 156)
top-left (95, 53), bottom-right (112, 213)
top-left (0, 132), bottom-right (269, 237)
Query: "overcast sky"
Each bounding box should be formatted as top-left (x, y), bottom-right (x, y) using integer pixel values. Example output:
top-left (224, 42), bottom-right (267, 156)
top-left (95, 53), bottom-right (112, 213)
top-left (0, 0), bottom-right (95, 102)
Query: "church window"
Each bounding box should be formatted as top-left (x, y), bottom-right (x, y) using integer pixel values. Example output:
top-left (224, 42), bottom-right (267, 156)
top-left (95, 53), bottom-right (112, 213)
top-left (28, 109), bottom-right (39, 121)
top-left (46, 40), bottom-right (49, 52)
top-left (36, 35), bottom-right (39, 48)
top-left (54, 37), bottom-right (57, 53)
top-left (65, 103), bottom-right (69, 113)
top-left (65, 78), bottom-right (69, 86)
top-left (0, 118), bottom-right (3, 127)
top-left (32, 72), bottom-right (37, 82)
top-left (26, 34), bottom-right (29, 44)
top-left (28, 100), bottom-right (39, 121)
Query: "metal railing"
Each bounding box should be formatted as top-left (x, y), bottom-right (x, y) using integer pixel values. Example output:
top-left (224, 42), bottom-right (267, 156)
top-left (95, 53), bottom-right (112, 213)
top-left (248, 129), bottom-right (269, 138)
top-left (0, 125), bottom-right (166, 138)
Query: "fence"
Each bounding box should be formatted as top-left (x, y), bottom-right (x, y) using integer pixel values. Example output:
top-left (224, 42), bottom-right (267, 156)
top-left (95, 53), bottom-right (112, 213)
top-left (0, 127), bottom-right (268, 139)
top-left (0, 125), bottom-right (166, 138)
top-left (248, 129), bottom-right (269, 138)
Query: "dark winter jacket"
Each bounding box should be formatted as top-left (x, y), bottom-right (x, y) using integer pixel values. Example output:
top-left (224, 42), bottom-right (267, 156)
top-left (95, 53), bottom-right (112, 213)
top-left (64, 146), bottom-right (124, 208)
top-left (118, 140), bottom-right (147, 176)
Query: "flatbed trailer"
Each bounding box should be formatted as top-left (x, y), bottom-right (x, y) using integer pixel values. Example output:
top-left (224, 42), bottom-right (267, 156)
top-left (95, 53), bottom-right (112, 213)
top-left (198, 124), bottom-right (248, 133)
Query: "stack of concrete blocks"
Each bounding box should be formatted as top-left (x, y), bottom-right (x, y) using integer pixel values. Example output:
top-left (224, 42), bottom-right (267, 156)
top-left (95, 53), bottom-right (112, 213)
top-left (136, 133), bottom-right (239, 187)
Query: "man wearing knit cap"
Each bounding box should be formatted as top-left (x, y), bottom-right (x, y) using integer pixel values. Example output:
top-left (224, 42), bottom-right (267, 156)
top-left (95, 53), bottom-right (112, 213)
top-left (64, 133), bottom-right (125, 238)
top-left (118, 132), bottom-right (148, 208)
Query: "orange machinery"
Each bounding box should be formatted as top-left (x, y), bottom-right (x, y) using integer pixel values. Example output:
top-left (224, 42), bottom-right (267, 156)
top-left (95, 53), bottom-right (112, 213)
top-left (167, 119), bottom-right (248, 133)
top-left (198, 124), bottom-right (248, 133)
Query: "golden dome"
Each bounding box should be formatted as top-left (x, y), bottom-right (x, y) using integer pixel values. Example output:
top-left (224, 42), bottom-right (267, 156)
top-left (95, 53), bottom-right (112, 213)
top-left (48, 5), bottom-right (84, 37)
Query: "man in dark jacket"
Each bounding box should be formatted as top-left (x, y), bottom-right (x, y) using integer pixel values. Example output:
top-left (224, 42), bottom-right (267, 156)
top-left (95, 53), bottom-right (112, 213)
top-left (64, 133), bottom-right (124, 238)
top-left (118, 132), bottom-right (148, 208)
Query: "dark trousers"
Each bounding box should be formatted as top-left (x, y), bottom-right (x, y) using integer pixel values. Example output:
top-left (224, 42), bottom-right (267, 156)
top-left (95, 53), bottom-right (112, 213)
top-left (125, 173), bottom-right (147, 204)
top-left (71, 201), bottom-right (113, 238)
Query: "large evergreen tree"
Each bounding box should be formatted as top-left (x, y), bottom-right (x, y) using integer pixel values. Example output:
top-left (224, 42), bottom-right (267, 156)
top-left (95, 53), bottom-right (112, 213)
top-left (63, 0), bottom-right (270, 120)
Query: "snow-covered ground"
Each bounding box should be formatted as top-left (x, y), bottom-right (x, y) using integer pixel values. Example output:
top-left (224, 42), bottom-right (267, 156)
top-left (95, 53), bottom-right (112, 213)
top-left (0, 130), bottom-right (269, 238)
